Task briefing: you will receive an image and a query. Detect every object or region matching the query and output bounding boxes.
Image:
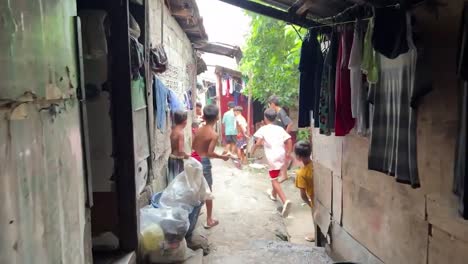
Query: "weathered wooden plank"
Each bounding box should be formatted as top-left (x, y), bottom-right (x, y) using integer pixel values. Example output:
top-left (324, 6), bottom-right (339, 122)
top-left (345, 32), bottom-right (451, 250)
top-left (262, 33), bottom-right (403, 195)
top-left (312, 129), bottom-right (343, 177)
top-left (314, 200), bottom-right (331, 240)
top-left (332, 175), bottom-right (343, 225)
top-left (314, 162), bottom-right (332, 214)
top-left (427, 193), bottom-right (468, 243)
top-left (342, 179), bottom-right (428, 264)
top-left (327, 223), bottom-right (384, 264)
top-left (342, 135), bottom-right (426, 219)
top-left (428, 226), bottom-right (468, 264)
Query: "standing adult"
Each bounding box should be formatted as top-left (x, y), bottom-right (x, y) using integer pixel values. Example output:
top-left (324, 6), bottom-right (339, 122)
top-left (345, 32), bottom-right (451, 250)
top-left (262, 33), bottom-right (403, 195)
top-left (222, 101), bottom-right (238, 154)
top-left (268, 95), bottom-right (293, 182)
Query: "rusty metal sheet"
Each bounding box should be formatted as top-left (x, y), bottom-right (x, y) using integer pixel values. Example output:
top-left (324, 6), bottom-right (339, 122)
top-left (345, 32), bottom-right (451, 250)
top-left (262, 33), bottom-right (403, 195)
top-left (133, 108), bottom-right (150, 162)
top-left (0, 103), bottom-right (87, 264)
top-left (0, 0), bottom-right (78, 100)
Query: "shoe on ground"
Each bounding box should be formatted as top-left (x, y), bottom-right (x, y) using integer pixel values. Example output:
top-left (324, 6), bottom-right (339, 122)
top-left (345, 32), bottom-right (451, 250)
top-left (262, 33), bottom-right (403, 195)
top-left (281, 200), bottom-right (292, 217)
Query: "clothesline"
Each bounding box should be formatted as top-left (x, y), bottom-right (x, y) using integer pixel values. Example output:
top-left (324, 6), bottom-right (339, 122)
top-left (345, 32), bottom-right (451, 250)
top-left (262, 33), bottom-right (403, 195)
top-left (309, 3), bottom-right (400, 28)
top-left (308, 17), bottom-right (372, 30)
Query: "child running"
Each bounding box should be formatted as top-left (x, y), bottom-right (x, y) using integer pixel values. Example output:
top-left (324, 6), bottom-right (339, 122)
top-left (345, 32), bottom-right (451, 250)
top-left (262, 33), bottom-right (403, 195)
top-left (168, 110), bottom-right (190, 184)
top-left (192, 104), bottom-right (230, 229)
top-left (234, 106), bottom-right (248, 164)
top-left (294, 140), bottom-right (315, 242)
top-left (251, 108), bottom-right (292, 217)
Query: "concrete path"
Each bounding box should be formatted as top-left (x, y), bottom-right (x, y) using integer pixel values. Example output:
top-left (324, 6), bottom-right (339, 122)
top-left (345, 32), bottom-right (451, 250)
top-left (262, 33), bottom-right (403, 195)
top-left (192, 157), bottom-right (333, 264)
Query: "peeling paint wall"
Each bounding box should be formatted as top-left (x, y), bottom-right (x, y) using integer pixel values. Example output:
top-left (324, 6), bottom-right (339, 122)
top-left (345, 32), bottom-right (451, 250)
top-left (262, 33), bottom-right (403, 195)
top-left (0, 0), bottom-right (88, 263)
top-left (148, 0), bottom-right (196, 191)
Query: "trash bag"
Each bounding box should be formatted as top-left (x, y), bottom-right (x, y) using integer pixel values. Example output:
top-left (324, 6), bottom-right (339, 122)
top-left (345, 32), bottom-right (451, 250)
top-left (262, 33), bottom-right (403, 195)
top-left (147, 238), bottom-right (196, 263)
top-left (159, 157), bottom-right (213, 211)
top-left (141, 224), bottom-right (165, 252)
top-left (140, 206), bottom-right (189, 245)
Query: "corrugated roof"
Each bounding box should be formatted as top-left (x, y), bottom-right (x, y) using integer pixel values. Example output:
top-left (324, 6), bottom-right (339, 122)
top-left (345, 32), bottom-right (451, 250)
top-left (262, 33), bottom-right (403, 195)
top-left (166, 0), bottom-right (208, 45)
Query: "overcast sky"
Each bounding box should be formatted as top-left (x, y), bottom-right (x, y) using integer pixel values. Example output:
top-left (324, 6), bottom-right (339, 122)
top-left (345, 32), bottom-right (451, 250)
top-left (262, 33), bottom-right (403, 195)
top-left (196, 0), bottom-right (251, 69)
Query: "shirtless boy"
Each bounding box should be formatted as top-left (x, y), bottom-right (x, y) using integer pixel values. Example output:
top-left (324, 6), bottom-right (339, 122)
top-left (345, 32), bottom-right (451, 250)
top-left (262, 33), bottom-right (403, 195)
top-left (168, 110), bottom-right (190, 184)
top-left (192, 104), bottom-right (230, 228)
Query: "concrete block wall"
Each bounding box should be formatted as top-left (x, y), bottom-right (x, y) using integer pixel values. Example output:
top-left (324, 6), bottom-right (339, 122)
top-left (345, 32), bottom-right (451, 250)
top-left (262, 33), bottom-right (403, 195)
top-left (148, 0), bottom-right (196, 191)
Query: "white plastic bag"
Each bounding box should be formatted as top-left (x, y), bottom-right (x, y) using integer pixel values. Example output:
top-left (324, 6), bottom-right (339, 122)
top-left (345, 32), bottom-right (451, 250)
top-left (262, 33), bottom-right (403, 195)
top-left (159, 157), bottom-right (213, 211)
top-left (140, 206), bottom-right (189, 245)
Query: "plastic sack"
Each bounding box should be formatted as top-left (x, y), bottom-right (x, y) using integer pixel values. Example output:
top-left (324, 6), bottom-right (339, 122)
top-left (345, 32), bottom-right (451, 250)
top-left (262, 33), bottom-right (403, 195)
top-left (141, 224), bottom-right (165, 252)
top-left (140, 206), bottom-right (189, 245)
top-left (147, 239), bottom-right (196, 263)
top-left (159, 157), bottom-right (213, 211)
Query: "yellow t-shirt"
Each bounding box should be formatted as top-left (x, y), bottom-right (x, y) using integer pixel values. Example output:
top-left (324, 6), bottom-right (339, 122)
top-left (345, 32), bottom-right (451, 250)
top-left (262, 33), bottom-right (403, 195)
top-left (295, 162), bottom-right (314, 207)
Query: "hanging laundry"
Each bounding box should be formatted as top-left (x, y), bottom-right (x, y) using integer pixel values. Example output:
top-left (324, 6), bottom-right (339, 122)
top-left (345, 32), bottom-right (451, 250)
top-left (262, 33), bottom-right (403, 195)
top-left (153, 76), bottom-right (169, 130)
top-left (361, 18), bottom-right (379, 84)
top-left (229, 78), bottom-right (235, 95)
top-left (319, 31), bottom-right (339, 135)
top-left (222, 75), bottom-right (228, 96)
top-left (184, 90), bottom-right (193, 110)
top-left (454, 3), bottom-right (468, 219)
top-left (130, 36), bottom-right (144, 79)
top-left (298, 30), bottom-right (324, 128)
top-left (368, 13), bottom-right (424, 188)
top-left (372, 6), bottom-right (409, 59)
top-left (334, 27), bottom-right (355, 136)
top-left (349, 20), bottom-right (368, 136)
top-left (167, 89), bottom-right (184, 112)
top-left (131, 74), bottom-right (146, 110)
top-left (233, 90), bottom-right (241, 106)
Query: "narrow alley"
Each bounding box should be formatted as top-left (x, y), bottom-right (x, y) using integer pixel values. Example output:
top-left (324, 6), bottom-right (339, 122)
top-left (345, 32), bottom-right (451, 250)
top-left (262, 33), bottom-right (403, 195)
top-left (194, 156), bottom-right (333, 264)
top-left (3, 0), bottom-right (468, 263)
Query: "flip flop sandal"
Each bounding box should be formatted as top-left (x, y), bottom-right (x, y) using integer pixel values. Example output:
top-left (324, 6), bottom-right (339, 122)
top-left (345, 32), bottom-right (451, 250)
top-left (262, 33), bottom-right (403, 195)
top-left (203, 220), bottom-right (219, 229)
top-left (281, 200), bottom-right (292, 218)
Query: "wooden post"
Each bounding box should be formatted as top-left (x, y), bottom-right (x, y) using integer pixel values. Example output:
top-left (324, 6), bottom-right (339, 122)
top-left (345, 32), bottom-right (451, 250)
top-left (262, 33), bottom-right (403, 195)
top-left (247, 83), bottom-right (252, 136)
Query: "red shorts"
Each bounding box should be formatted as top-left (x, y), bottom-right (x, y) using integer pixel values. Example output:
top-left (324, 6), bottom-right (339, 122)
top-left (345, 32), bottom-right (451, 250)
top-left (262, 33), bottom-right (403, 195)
top-left (191, 151), bottom-right (202, 162)
top-left (269, 170), bottom-right (281, 180)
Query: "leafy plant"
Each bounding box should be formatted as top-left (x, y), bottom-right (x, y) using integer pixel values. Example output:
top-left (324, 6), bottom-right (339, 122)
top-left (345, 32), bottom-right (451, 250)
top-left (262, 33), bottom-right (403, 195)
top-left (240, 13), bottom-right (305, 108)
top-left (297, 128), bottom-right (311, 142)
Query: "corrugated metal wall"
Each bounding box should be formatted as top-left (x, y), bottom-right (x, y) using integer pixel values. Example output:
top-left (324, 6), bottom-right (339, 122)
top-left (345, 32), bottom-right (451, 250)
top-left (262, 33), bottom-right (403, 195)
top-left (0, 0), bottom-right (88, 263)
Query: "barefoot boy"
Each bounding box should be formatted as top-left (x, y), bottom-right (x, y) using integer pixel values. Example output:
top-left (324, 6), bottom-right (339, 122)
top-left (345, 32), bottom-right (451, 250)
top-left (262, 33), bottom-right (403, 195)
top-left (192, 104), bottom-right (230, 228)
top-left (294, 140), bottom-right (315, 241)
top-left (168, 110), bottom-right (190, 184)
top-left (251, 108), bottom-right (292, 217)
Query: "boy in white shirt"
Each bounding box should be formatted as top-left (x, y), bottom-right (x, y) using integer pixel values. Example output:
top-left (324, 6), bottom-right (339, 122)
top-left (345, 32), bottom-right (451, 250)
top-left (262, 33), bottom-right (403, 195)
top-left (251, 108), bottom-right (292, 217)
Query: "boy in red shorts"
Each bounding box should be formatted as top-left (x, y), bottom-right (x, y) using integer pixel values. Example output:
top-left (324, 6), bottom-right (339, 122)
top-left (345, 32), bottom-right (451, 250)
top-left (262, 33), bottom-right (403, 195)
top-left (251, 108), bottom-right (292, 217)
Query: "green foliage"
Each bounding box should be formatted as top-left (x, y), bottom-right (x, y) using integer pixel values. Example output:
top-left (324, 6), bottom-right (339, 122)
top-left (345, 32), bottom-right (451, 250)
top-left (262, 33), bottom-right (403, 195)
top-left (240, 13), bottom-right (305, 107)
top-left (297, 128), bottom-right (311, 142)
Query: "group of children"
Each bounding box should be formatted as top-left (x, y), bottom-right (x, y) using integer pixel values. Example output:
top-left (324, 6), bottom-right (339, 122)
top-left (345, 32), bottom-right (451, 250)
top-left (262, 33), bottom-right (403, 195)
top-left (169, 103), bottom-right (315, 239)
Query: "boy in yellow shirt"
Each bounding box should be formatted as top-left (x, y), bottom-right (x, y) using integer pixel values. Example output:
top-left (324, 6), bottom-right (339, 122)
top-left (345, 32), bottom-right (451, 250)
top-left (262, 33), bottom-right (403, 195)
top-left (294, 140), bottom-right (315, 241)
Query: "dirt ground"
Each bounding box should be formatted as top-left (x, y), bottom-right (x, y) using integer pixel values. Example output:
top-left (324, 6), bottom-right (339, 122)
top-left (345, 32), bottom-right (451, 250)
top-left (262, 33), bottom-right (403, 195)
top-left (191, 155), bottom-right (333, 264)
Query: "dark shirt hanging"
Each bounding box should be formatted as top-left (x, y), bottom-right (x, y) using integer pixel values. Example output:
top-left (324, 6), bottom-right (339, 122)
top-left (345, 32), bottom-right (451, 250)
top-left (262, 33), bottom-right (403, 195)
top-left (372, 5), bottom-right (409, 59)
top-left (298, 30), bottom-right (324, 128)
top-left (319, 32), bottom-right (339, 135)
